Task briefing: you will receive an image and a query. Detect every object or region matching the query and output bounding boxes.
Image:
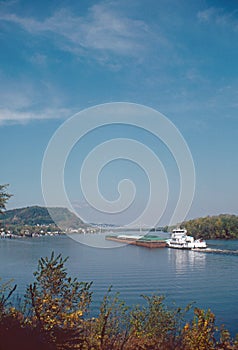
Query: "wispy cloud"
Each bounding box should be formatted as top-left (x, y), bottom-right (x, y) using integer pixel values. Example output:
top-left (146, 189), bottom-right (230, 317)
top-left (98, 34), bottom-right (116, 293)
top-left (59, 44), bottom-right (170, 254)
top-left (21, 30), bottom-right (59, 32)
top-left (0, 107), bottom-right (72, 125)
top-left (29, 53), bottom-right (48, 66)
top-left (197, 7), bottom-right (238, 31)
top-left (0, 76), bottom-right (74, 125)
top-left (0, 2), bottom-right (152, 59)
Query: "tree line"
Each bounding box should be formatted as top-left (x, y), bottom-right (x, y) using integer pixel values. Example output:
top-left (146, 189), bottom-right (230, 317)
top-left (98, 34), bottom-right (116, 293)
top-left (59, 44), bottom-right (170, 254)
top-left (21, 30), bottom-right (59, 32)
top-left (2, 184), bottom-right (238, 240)
top-left (182, 214), bottom-right (238, 240)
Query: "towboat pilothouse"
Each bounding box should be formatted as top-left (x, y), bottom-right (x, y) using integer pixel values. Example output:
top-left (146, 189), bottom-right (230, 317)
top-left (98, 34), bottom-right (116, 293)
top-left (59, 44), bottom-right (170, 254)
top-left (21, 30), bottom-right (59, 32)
top-left (166, 228), bottom-right (207, 250)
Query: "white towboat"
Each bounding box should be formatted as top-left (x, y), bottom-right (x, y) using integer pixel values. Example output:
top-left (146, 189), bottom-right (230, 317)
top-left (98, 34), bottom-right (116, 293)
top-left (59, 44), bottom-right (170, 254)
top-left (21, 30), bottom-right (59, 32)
top-left (166, 228), bottom-right (207, 249)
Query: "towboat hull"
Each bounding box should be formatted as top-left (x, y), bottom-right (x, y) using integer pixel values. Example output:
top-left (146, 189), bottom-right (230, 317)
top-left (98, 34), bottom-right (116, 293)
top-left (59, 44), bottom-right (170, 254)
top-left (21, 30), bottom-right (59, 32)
top-left (166, 228), bottom-right (207, 250)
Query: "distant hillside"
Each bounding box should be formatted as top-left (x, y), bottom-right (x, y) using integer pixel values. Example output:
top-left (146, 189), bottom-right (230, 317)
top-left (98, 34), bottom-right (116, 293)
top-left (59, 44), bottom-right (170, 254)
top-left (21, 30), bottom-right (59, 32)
top-left (182, 214), bottom-right (238, 239)
top-left (0, 206), bottom-right (87, 229)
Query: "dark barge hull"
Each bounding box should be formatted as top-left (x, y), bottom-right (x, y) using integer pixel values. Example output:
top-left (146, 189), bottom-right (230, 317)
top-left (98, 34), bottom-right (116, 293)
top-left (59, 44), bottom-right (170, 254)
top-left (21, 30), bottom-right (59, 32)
top-left (106, 236), bottom-right (167, 248)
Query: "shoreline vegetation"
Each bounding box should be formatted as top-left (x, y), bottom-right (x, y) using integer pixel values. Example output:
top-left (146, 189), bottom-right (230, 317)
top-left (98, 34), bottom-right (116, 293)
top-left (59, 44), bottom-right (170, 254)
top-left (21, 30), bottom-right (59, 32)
top-left (0, 252), bottom-right (238, 350)
top-left (1, 205), bottom-right (238, 240)
top-left (182, 214), bottom-right (238, 240)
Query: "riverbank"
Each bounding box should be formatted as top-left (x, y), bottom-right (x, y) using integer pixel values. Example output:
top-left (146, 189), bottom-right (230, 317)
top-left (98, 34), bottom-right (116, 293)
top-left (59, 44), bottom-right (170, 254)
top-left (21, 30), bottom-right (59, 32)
top-left (1, 236), bottom-right (238, 337)
top-left (0, 251), bottom-right (237, 350)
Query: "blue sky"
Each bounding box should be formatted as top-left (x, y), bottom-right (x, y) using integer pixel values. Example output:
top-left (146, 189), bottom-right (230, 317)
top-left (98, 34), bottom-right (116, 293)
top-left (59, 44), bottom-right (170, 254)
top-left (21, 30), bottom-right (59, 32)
top-left (0, 0), bottom-right (238, 226)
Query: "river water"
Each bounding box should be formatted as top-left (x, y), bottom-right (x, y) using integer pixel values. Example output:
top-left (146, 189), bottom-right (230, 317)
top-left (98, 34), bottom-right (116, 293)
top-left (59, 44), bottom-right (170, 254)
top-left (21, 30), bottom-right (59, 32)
top-left (0, 234), bottom-right (238, 336)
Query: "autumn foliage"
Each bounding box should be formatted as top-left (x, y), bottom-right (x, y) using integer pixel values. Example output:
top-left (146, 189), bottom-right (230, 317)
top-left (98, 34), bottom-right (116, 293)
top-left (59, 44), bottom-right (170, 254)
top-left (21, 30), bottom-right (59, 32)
top-left (0, 252), bottom-right (237, 350)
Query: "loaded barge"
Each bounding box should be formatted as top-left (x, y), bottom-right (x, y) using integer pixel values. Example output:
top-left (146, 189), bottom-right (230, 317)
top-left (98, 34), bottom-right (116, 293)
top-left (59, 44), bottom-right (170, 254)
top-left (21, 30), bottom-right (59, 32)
top-left (105, 234), bottom-right (167, 248)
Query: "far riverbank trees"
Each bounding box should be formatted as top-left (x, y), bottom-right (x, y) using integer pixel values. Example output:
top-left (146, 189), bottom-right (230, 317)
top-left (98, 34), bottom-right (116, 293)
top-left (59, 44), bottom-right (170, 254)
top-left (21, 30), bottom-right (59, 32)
top-left (183, 214), bottom-right (238, 239)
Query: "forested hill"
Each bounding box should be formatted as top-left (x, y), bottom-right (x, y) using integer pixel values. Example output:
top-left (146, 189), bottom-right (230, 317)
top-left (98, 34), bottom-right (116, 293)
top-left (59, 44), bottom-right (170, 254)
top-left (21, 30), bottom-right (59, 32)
top-left (183, 214), bottom-right (238, 239)
top-left (0, 206), bottom-right (87, 229)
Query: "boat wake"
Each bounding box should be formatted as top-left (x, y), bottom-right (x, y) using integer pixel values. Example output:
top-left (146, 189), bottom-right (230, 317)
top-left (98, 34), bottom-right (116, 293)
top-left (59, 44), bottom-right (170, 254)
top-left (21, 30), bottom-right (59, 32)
top-left (192, 248), bottom-right (238, 256)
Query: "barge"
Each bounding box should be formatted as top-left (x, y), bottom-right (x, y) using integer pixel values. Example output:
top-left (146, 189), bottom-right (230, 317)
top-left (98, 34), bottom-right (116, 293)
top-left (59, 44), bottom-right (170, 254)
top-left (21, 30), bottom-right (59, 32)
top-left (105, 234), bottom-right (167, 248)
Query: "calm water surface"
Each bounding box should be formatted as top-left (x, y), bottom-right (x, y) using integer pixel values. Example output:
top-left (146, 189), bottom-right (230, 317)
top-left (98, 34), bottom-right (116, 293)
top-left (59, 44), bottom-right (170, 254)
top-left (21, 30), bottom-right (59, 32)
top-left (0, 235), bottom-right (238, 336)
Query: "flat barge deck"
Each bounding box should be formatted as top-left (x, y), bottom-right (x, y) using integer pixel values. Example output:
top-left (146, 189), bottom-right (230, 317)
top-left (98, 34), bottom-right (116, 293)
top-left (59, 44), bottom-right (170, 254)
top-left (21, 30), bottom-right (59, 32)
top-left (106, 235), bottom-right (167, 248)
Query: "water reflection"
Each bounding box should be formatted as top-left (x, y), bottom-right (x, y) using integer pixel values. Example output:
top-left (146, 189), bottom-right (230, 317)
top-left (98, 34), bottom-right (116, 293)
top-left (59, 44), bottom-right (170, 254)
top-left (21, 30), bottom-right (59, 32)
top-left (168, 249), bottom-right (206, 274)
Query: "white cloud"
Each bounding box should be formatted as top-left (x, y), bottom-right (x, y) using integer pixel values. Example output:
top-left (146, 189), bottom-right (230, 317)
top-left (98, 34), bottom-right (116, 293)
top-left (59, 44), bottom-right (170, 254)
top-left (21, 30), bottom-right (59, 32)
top-left (0, 73), bottom-right (75, 124)
top-left (0, 107), bottom-right (72, 125)
top-left (197, 7), bottom-right (238, 31)
top-left (29, 53), bottom-right (47, 65)
top-left (197, 7), bottom-right (218, 22)
top-left (0, 2), bottom-right (152, 59)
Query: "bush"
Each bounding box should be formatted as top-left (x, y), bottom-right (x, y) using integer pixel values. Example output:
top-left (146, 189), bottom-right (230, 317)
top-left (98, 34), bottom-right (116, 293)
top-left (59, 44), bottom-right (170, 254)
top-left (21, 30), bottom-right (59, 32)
top-left (0, 252), bottom-right (237, 350)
